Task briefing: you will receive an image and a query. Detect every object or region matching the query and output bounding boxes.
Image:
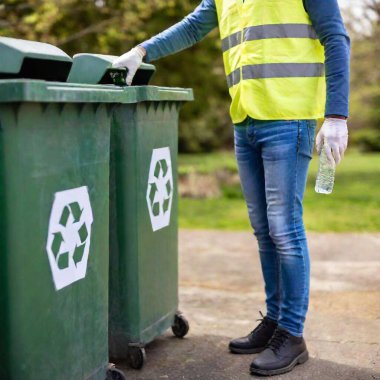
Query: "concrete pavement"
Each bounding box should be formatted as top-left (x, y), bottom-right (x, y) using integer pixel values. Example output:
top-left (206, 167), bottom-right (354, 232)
top-left (119, 230), bottom-right (380, 379)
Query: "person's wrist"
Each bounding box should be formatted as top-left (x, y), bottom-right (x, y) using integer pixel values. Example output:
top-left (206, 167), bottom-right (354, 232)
top-left (325, 115), bottom-right (347, 120)
top-left (134, 45), bottom-right (146, 59)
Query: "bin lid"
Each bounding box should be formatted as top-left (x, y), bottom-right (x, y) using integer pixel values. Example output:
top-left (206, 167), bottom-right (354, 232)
top-left (0, 80), bottom-right (194, 103)
top-left (67, 53), bottom-right (156, 86)
top-left (0, 37), bottom-right (72, 82)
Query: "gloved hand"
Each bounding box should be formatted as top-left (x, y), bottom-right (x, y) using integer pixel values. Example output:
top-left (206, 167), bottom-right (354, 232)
top-left (112, 46), bottom-right (146, 86)
top-left (316, 118), bottom-right (348, 165)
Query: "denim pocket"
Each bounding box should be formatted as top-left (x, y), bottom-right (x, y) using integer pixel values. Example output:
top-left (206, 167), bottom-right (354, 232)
top-left (306, 120), bottom-right (317, 156)
top-left (296, 120), bottom-right (302, 153)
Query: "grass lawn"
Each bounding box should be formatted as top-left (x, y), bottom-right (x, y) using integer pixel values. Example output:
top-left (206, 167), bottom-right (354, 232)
top-left (178, 150), bottom-right (380, 232)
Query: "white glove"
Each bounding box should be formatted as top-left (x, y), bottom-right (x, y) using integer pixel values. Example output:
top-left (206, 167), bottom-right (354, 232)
top-left (112, 46), bottom-right (146, 86)
top-left (316, 118), bottom-right (348, 165)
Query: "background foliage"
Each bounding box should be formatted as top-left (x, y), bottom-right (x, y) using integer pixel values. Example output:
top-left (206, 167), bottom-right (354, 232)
top-left (344, 0), bottom-right (380, 151)
top-left (0, 0), bottom-right (379, 152)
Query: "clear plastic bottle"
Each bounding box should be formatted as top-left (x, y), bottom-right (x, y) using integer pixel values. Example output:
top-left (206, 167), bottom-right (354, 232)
top-left (315, 142), bottom-right (336, 194)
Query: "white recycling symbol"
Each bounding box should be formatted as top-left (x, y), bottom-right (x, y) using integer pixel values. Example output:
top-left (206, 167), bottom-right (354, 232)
top-left (46, 186), bottom-right (93, 290)
top-left (146, 147), bottom-right (174, 232)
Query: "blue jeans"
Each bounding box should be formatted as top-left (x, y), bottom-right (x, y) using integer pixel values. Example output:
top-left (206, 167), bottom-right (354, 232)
top-left (234, 117), bottom-right (316, 337)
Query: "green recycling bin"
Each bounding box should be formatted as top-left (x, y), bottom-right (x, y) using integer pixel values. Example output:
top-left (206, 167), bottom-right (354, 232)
top-left (69, 54), bottom-right (194, 369)
top-left (0, 37), bottom-right (126, 380)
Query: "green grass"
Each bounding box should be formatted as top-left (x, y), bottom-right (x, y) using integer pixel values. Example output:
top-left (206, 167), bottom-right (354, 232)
top-left (178, 151), bottom-right (238, 175)
top-left (178, 150), bottom-right (380, 232)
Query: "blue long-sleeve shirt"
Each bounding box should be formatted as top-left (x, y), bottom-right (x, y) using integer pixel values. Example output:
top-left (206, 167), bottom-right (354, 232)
top-left (141, 0), bottom-right (350, 118)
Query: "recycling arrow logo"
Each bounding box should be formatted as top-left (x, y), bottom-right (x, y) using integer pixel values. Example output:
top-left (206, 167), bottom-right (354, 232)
top-left (46, 186), bottom-right (93, 290)
top-left (146, 147), bottom-right (173, 231)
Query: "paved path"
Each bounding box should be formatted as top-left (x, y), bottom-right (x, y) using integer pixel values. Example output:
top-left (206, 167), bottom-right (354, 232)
top-left (119, 230), bottom-right (380, 379)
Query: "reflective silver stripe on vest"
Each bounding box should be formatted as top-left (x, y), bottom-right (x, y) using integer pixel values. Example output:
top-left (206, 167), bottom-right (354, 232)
top-left (244, 24), bottom-right (318, 42)
top-left (221, 31), bottom-right (242, 52)
top-left (242, 63), bottom-right (324, 80)
top-left (222, 24), bottom-right (318, 53)
top-left (227, 68), bottom-right (241, 87)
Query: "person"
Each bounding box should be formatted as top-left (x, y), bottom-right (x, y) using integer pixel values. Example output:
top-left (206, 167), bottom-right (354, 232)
top-left (113, 0), bottom-right (350, 376)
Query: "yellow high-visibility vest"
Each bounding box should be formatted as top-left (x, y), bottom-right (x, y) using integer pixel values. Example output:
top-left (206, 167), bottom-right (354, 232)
top-left (215, 0), bottom-right (326, 123)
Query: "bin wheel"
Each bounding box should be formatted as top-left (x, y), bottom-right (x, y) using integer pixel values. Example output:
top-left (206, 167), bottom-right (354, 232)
top-left (106, 364), bottom-right (126, 380)
top-left (172, 312), bottom-right (189, 338)
top-left (127, 346), bottom-right (146, 369)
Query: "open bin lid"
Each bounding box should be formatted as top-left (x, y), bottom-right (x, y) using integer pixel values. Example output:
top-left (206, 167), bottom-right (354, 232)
top-left (67, 53), bottom-right (156, 86)
top-left (0, 37), bottom-right (72, 82)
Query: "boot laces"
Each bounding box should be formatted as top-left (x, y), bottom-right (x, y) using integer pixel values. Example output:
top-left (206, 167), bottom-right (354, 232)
top-left (266, 328), bottom-right (290, 353)
top-left (250, 311), bottom-right (269, 335)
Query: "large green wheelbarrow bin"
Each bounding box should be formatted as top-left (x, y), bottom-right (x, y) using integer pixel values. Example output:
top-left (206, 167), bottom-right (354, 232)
top-left (0, 37), bottom-right (125, 380)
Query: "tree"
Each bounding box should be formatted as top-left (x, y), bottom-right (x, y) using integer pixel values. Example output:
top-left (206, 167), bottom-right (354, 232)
top-left (0, 0), bottom-right (233, 152)
top-left (344, 0), bottom-right (380, 131)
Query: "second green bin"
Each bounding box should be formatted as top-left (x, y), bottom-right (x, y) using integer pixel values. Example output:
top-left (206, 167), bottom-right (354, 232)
top-left (69, 54), bottom-right (194, 369)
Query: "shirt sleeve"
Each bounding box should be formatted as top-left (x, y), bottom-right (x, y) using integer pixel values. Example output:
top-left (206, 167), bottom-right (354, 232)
top-left (141, 0), bottom-right (218, 62)
top-left (304, 0), bottom-right (351, 118)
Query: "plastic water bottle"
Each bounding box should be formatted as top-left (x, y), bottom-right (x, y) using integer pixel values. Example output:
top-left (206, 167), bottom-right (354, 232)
top-left (315, 142), bottom-right (336, 194)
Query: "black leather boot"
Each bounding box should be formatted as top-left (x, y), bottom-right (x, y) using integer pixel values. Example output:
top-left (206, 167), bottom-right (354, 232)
top-left (250, 327), bottom-right (309, 376)
top-left (229, 314), bottom-right (278, 354)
